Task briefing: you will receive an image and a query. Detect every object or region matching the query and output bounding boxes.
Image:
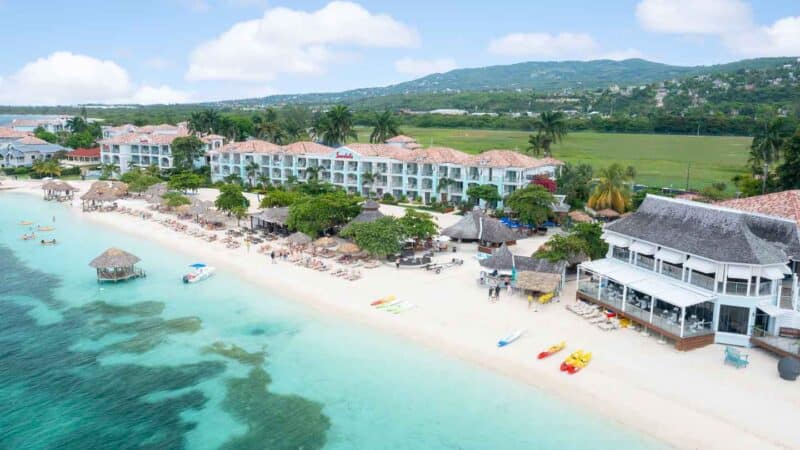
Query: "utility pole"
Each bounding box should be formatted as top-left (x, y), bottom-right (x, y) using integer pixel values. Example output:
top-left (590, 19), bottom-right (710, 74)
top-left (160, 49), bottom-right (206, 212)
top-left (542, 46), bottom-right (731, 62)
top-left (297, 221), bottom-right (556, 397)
top-left (685, 162), bottom-right (691, 191)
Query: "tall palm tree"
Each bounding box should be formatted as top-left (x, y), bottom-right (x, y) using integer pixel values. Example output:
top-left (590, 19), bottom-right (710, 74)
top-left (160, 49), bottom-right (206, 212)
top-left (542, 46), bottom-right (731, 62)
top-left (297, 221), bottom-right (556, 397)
top-left (526, 132), bottom-right (546, 157)
top-left (531, 111), bottom-right (567, 157)
top-left (369, 111), bottom-right (400, 143)
top-left (66, 116), bottom-right (88, 134)
top-left (588, 163), bottom-right (630, 213)
top-left (282, 120), bottom-right (307, 143)
top-left (305, 166), bottom-right (321, 182)
top-left (750, 118), bottom-right (786, 194)
top-left (436, 177), bottom-right (455, 202)
top-left (32, 159), bottom-right (61, 177)
top-left (244, 161), bottom-right (260, 188)
top-left (361, 171), bottom-right (376, 197)
top-left (321, 105), bottom-right (357, 146)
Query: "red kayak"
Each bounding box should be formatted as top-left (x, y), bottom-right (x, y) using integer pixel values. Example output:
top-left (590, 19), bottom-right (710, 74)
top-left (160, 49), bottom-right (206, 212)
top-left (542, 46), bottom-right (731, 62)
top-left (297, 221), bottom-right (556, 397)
top-left (537, 341), bottom-right (566, 360)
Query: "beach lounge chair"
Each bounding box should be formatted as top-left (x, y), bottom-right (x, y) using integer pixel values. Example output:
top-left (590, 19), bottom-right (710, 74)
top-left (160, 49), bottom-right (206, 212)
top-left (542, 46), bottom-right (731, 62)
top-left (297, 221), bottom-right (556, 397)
top-left (724, 347), bottom-right (749, 369)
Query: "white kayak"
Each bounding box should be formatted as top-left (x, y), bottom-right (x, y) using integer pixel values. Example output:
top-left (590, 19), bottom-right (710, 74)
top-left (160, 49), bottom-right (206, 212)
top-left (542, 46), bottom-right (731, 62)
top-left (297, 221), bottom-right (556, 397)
top-left (183, 265), bottom-right (216, 283)
top-left (497, 329), bottom-right (526, 347)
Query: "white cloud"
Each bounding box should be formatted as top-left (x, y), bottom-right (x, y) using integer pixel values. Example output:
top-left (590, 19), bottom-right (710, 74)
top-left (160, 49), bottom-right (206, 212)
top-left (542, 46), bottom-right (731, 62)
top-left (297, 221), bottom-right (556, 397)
top-left (636, 0), bottom-right (800, 57)
top-left (636, 0), bottom-right (752, 34)
top-left (394, 57), bottom-right (457, 76)
top-left (130, 85), bottom-right (191, 104)
top-left (488, 32), bottom-right (597, 58)
top-left (186, 1), bottom-right (419, 82)
top-left (724, 16), bottom-right (800, 57)
top-left (0, 52), bottom-right (190, 105)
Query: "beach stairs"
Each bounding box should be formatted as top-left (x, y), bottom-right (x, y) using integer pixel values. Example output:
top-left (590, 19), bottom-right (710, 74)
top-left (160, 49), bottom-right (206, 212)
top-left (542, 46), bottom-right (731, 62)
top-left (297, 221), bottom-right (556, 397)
top-left (724, 346), bottom-right (749, 369)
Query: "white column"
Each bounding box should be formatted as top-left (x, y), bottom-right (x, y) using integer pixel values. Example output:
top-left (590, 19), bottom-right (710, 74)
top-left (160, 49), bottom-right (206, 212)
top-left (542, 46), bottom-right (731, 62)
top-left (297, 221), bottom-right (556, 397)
top-left (621, 286), bottom-right (627, 312)
top-left (680, 307), bottom-right (687, 338)
top-left (649, 297), bottom-right (655, 324)
top-left (746, 277), bottom-right (751, 296)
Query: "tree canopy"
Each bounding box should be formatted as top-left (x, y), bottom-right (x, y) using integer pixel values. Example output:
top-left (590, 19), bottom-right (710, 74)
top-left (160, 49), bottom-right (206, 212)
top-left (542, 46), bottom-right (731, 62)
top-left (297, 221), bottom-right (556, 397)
top-left (587, 163), bottom-right (631, 213)
top-left (259, 189), bottom-right (306, 208)
top-left (171, 135), bottom-right (205, 171)
top-left (215, 183), bottom-right (250, 215)
top-left (369, 111), bottom-right (400, 143)
top-left (505, 184), bottom-right (554, 226)
top-left (162, 191), bottom-right (191, 208)
top-left (168, 171), bottom-right (204, 193)
top-left (286, 191), bottom-right (361, 237)
top-left (341, 216), bottom-right (405, 257)
top-left (536, 223), bottom-right (607, 264)
top-left (466, 184), bottom-right (501, 207)
top-left (777, 129), bottom-right (800, 190)
top-left (398, 210), bottom-right (438, 241)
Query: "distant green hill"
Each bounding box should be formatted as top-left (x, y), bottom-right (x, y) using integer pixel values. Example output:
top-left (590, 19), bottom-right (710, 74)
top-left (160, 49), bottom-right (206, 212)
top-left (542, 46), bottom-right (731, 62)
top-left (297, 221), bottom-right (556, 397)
top-left (225, 57), bottom-right (797, 107)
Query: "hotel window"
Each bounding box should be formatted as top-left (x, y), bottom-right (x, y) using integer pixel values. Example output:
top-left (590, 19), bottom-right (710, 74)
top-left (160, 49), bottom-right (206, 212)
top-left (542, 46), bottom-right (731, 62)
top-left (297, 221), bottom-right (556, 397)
top-left (636, 254), bottom-right (655, 270)
top-left (717, 305), bottom-right (750, 335)
top-left (612, 246), bottom-right (630, 262)
top-left (661, 261), bottom-right (683, 280)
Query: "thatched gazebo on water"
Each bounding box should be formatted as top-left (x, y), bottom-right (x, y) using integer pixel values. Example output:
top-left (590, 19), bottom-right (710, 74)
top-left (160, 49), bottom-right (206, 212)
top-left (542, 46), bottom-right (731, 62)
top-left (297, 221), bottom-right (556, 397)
top-left (42, 180), bottom-right (78, 201)
top-left (89, 248), bottom-right (145, 282)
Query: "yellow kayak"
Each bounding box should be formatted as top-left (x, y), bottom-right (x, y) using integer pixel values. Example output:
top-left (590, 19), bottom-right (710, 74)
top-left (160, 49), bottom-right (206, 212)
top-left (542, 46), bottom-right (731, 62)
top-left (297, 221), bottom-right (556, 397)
top-left (560, 350), bottom-right (584, 371)
top-left (538, 341), bottom-right (566, 359)
top-left (567, 352), bottom-right (592, 374)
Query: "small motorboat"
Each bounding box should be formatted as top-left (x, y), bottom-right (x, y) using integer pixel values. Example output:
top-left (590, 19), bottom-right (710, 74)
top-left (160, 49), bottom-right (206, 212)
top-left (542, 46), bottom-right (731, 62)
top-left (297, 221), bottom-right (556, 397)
top-left (497, 329), bottom-right (526, 347)
top-left (537, 341), bottom-right (566, 359)
top-left (37, 226), bottom-right (55, 232)
top-left (567, 352), bottom-right (592, 375)
top-left (183, 263), bottom-right (216, 284)
top-left (40, 239), bottom-right (57, 246)
top-left (19, 221), bottom-right (33, 226)
top-left (560, 350), bottom-right (585, 371)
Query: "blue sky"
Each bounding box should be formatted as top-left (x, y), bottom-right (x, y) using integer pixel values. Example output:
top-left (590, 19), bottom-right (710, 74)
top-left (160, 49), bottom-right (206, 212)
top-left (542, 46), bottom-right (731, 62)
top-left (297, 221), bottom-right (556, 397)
top-left (0, 0), bottom-right (797, 105)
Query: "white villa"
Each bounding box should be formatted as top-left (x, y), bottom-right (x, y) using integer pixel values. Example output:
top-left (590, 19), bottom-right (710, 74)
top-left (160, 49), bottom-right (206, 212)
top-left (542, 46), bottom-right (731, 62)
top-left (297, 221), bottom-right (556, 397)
top-left (7, 116), bottom-right (70, 133)
top-left (577, 195), bottom-right (800, 351)
top-left (0, 135), bottom-right (67, 168)
top-left (208, 135), bottom-right (563, 205)
top-left (99, 123), bottom-right (224, 173)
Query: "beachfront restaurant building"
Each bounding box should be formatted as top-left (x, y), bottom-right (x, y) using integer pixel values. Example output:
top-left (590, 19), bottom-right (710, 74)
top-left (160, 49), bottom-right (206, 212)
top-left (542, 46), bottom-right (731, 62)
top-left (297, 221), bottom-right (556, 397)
top-left (577, 195), bottom-right (800, 351)
top-left (208, 137), bottom-right (563, 206)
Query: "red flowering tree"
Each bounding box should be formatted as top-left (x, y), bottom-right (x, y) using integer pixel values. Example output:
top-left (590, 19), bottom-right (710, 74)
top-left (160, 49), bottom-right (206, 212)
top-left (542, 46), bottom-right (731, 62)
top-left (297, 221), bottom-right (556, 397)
top-left (532, 175), bottom-right (557, 193)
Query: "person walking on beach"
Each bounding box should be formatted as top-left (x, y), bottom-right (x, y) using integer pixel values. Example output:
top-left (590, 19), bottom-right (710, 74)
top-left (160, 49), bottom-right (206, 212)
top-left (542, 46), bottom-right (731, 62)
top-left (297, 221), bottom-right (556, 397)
top-left (488, 287), bottom-right (494, 302)
top-left (494, 285), bottom-right (501, 301)
top-left (395, 257), bottom-right (401, 269)
top-left (506, 282), bottom-right (513, 296)
top-left (270, 251), bottom-right (276, 264)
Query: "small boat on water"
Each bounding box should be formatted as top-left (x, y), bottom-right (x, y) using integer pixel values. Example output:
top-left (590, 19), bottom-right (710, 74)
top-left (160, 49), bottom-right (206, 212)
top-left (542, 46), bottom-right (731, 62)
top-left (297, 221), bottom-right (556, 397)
top-left (19, 221), bottom-right (33, 226)
top-left (40, 239), bottom-right (57, 246)
top-left (21, 233), bottom-right (36, 240)
top-left (38, 226), bottom-right (55, 232)
top-left (497, 329), bottom-right (526, 347)
top-left (537, 341), bottom-right (566, 359)
top-left (183, 263), bottom-right (216, 284)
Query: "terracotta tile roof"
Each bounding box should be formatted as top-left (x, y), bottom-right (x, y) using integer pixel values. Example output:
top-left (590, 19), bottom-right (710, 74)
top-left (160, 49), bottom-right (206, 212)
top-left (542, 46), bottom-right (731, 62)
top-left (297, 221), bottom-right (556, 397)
top-left (221, 140), bottom-right (283, 154)
top-left (282, 141), bottom-right (332, 155)
top-left (717, 190), bottom-right (800, 226)
top-left (0, 127), bottom-right (31, 138)
top-left (68, 147), bottom-right (100, 158)
top-left (468, 150), bottom-right (564, 168)
top-left (15, 136), bottom-right (51, 145)
top-left (385, 134), bottom-right (417, 143)
top-left (200, 134), bottom-right (225, 143)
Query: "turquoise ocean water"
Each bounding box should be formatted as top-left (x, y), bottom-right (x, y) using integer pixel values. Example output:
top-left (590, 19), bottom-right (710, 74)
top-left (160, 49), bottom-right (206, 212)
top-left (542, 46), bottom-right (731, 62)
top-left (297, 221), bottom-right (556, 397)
top-left (0, 192), bottom-right (665, 450)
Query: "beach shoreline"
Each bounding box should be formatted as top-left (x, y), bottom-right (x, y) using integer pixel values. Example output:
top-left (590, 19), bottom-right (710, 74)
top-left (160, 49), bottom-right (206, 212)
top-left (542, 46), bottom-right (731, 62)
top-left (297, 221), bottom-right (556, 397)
top-left (4, 180), bottom-right (799, 450)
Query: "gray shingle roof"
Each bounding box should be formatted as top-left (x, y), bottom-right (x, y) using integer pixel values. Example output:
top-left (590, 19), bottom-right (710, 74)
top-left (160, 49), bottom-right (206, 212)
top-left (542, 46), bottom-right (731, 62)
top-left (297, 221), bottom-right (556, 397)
top-left (605, 195), bottom-right (800, 265)
top-left (442, 208), bottom-right (518, 244)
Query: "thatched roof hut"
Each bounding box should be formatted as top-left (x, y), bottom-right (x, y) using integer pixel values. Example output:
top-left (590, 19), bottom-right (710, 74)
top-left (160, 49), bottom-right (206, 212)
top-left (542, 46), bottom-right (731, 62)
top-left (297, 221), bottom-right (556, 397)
top-left (350, 200), bottom-right (385, 224)
top-left (337, 242), bottom-right (361, 255)
top-left (89, 248), bottom-right (144, 282)
top-left (191, 199), bottom-right (214, 216)
top-left (80, 181), bottom-right (128, 207)
top-left (314, 236), bottom-right (338, 248)
top-left (201, 209), bottom-right (227, 225)
top-left (441, 207), bottom-right (517, 245)
top-left (144, 182), bottom-right (168, 203)
top-left (515, 271), bottom-right (562, 294)
top-left (287, 231), bottom-right (312, 245)
top-left (252, 207), bottom-right (289, 226)
top-left (595, 208), bottom-right (621, 220)
top-left (568, 210), bottom-right (593, 223)
top-left (479, 243), bottom-right (566, 274)
top-left (42, 180), bottom-right (78, 199)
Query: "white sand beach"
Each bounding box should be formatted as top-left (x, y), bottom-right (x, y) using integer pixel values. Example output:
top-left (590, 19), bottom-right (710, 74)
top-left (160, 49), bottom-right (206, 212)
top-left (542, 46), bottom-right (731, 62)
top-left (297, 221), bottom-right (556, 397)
top-left (5, 179), bottom-right (800, 450)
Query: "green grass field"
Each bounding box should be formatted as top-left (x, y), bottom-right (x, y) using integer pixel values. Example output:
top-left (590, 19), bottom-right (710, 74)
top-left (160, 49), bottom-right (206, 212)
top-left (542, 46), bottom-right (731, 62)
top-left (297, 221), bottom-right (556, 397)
top-left (355, 127), bottom-right (751, 189)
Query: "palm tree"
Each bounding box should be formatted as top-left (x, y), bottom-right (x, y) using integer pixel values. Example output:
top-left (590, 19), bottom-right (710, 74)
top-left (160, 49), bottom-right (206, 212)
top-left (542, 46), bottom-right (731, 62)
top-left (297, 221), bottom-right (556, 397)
top-left (526, 132), bottom-right (546, 157)
top-left (588, 163), bottom-right (630, 213)
top-left (624, 165), bottom-right (637, 182)
top-left (750, 118), bottom-right (786, 194)
top-left (361, 171), bottom-right (376, 197)
top-left (254, 108), bottom-right (284, 143)
top-left (282, 120), bottom-right (307, 143)
top-left (369, 111), bottom-right (400, 143)
top-left (32, 159), bottom-right (61, 177)
top-left (321, 105), bottom-right (357, 146)
top-left (436, 177), bottom-right (455, 202)
top-left (531, 111), bottom-right (567, 157)
top-left (66, 116), bottom-right (88, 134)
top-left (244, 161), bottom-right (260, 188)
top-left (189, 109), bottom-right (222, 135)
top-left (257, 173), bottom-right (270, 188)
top-left (305, 166), bottom-right (321, 182)
top-left (100, 163), bottom-right (118, 180)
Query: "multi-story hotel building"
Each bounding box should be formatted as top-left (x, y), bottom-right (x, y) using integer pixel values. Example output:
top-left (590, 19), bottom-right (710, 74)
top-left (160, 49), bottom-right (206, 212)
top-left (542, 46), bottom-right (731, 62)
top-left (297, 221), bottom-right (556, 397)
top-left (99, 123), bottom-right (224, 174)
top-left (208, 135), bottom-right (563, 205)
top-left (577, 195), bottom-right (800, 351)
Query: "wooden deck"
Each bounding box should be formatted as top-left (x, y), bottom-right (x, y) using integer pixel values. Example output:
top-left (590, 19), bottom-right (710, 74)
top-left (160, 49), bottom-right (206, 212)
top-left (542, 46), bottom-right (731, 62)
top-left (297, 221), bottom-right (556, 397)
top-left (576, 291), bottom-right (715, 351)
top-left (750, 335), bottom-right (800, 359)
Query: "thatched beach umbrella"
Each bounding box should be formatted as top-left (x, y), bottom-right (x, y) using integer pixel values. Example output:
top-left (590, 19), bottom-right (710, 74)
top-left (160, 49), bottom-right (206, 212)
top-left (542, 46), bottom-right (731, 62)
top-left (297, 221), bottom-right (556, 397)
top-left (176, 204), bottom-right (192, 215)
top-left (145, 182), bottom-right (168, 203)
top-left (89, 248), bottom-right (141, 269)
top-left (201, 209), bottom-right (227, 224)
top-left (515, 271), bottom-right (562, 294)
top-left (568, 210), bottom-right (593, 223)
top-left (314, 236), bottom-right (338, 248)
top-left (350, 199), bottom-right (385, 224)
top-left (337, 242), bottom-right (361, 255)
top-left (287, 232), bottom-right (312, 246)
top-left (596, 208), bottom-right (621, 220)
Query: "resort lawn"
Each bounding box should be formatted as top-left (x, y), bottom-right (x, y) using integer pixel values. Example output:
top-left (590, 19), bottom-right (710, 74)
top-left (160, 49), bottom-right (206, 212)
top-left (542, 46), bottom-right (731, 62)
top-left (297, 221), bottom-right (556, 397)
top-left (354, 127), bottom-right (752, 189)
